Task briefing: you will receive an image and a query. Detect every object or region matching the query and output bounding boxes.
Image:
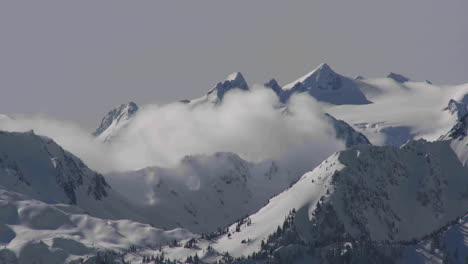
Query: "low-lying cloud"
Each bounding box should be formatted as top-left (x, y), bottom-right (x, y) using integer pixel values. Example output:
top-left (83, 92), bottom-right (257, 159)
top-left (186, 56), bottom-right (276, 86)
top-left (0, 86), bottom-right (344, 173)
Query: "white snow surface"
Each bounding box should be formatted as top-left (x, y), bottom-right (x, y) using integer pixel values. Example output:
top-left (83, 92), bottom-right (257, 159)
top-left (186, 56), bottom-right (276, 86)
top-left (106, 152), bottom-right (305, 234)
top-left (0, 130), bottom-right (194, 263)
top-left (280, 63), bottom-right (372, 105)
top-left (0, 188), bottom-right (193, 264)
top-left (440, 113), bottom-right (468, 165)
top-left (326, 78), bottom-right (468, 146)
top-left (208, 139), bottom-right (468, 258)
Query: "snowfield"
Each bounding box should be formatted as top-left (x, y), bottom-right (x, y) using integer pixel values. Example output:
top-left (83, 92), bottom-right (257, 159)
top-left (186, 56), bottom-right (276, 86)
top-left (326, 77), bottom-right (468, 146)
top-left (0, 188), bottom-right (193, 264)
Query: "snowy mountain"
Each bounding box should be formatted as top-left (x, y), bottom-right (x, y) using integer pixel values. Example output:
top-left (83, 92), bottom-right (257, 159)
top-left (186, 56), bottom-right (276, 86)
top-left (1, 64), bottom-right (467, 263)
top-left (326, 76), bottom-right (468, 146)
top-left (324, 113), bottom-right (371, 148)
top-left (0, 186), bottom-right (193, 264)
top-left (275, 63), bottom-right (372, 105)
top-left (0, 130), bottom-right (195, 264)
top-left (0, 123), bottom-right (369, 263)
top-left (204, 139), bottom-right (468, 259)
top-left (440, 113), bottom-right (468, 166)
top-left (117, 136), bottom-right (466, 263)
top-left (187, 72), bottom-right (249, 106)
top-left (0, 130), bottom-right (158, 224)
top-left (0, 130), bottom-right (109, 205)
top-left (106, 152), bottom-right (294, 234)
top-left (444, 96), bottom-right (468, 121)
top-left (104, 115), bottom-right (370, 233)
top-left (93, 102), bottom-right (139, 142)
top-left (106, 151), bottom-right (324, 234)
top-left (264, 78), bottom-right (285, 103)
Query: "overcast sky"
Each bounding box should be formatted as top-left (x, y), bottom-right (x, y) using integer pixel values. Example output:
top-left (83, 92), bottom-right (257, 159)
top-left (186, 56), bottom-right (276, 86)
top-left (1, 0), bottom-right (467, 129)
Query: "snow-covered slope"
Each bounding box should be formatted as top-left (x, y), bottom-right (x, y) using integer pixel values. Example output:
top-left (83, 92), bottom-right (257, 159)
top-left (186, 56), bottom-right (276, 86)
top-left (0, 130), bottom-right (109, 206)
top-left (324, 113), bottom-right (371, 148)
top-left (107, 152), bottom-right (312, 234)
top-left (105, 118), bottom-right (369, 234)
top-left (0, 130), bottom-right (151, 224)
top-left (0, 130), bottom-right (195, 264)
top-left (440, 113), bottom-right (468, 166)
top-left (93, 102), bottom-right (139, 142)
top-left (274, 63), bottom-right (372, 105)
top-left (0, 187), bottom-right (193, 264)
top-left (326, 76), bottom-right (468, 146)
top-left (210, 139), bottom-right (468, 258)
top-left (0, 125), bottom-right (367, 262)
top-left (187, 72), bottom-right (249, 106)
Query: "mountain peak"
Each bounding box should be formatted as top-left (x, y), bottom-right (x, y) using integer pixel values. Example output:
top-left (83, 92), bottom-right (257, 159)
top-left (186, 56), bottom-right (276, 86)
top-left (387, 72), bottom-right (410, 83)
top-left (225, 72), bottom-right (245, 82)
top-left (315, 62), bottom-right (333, 72)
top-left (219, 72), bottom-right (248, 90)
top-left (280, 63), bottom-right (371, 105)
top-left (310, 62), bottom-right (337, 77)
top-left (264, 78), bottom-right (288, 103)
top-left (264, 78), bottom-right (280, 89)
top-left (93, 102), bottom-right (139, 138)
top-left (283, 63), bottom-right (338, 90)
top-left (207, 72), bottom-right (249, 102)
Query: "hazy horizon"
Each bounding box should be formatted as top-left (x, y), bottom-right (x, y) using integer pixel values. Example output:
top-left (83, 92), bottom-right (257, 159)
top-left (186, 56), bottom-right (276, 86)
top-left (1, 0), bottom-right (467, 129)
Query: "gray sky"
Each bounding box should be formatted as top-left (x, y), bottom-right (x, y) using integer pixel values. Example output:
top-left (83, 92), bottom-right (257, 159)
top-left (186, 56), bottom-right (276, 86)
top-left (1, 0), bottom-right (467, 129)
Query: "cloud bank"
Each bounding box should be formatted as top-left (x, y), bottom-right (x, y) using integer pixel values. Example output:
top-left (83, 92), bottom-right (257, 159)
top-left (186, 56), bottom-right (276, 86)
top-left (0, 86), bottom-right (344, 173)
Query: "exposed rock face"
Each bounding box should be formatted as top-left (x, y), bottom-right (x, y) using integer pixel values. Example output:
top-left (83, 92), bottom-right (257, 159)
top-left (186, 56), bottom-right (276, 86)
top-left (209, 72), bottom-right (249, 102)
top-left (264, 78), bottom-right (286, 102)
top-left (93, 102), bottom-right (139, 141)
top-left (387, 72), bottom-right (410, 83)
top-left (444, 96), bottom-right (468, 121)
top-left (188, 72), bottom-right (250, 106)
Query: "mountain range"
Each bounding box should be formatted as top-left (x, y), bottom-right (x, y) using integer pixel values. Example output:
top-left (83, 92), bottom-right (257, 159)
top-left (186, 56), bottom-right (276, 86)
top-left (0, 63), bottom-right (467, 263)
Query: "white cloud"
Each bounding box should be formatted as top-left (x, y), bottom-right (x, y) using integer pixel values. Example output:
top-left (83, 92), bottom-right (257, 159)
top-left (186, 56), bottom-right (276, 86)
top-left (0, 86), bottom-right (344, 173)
